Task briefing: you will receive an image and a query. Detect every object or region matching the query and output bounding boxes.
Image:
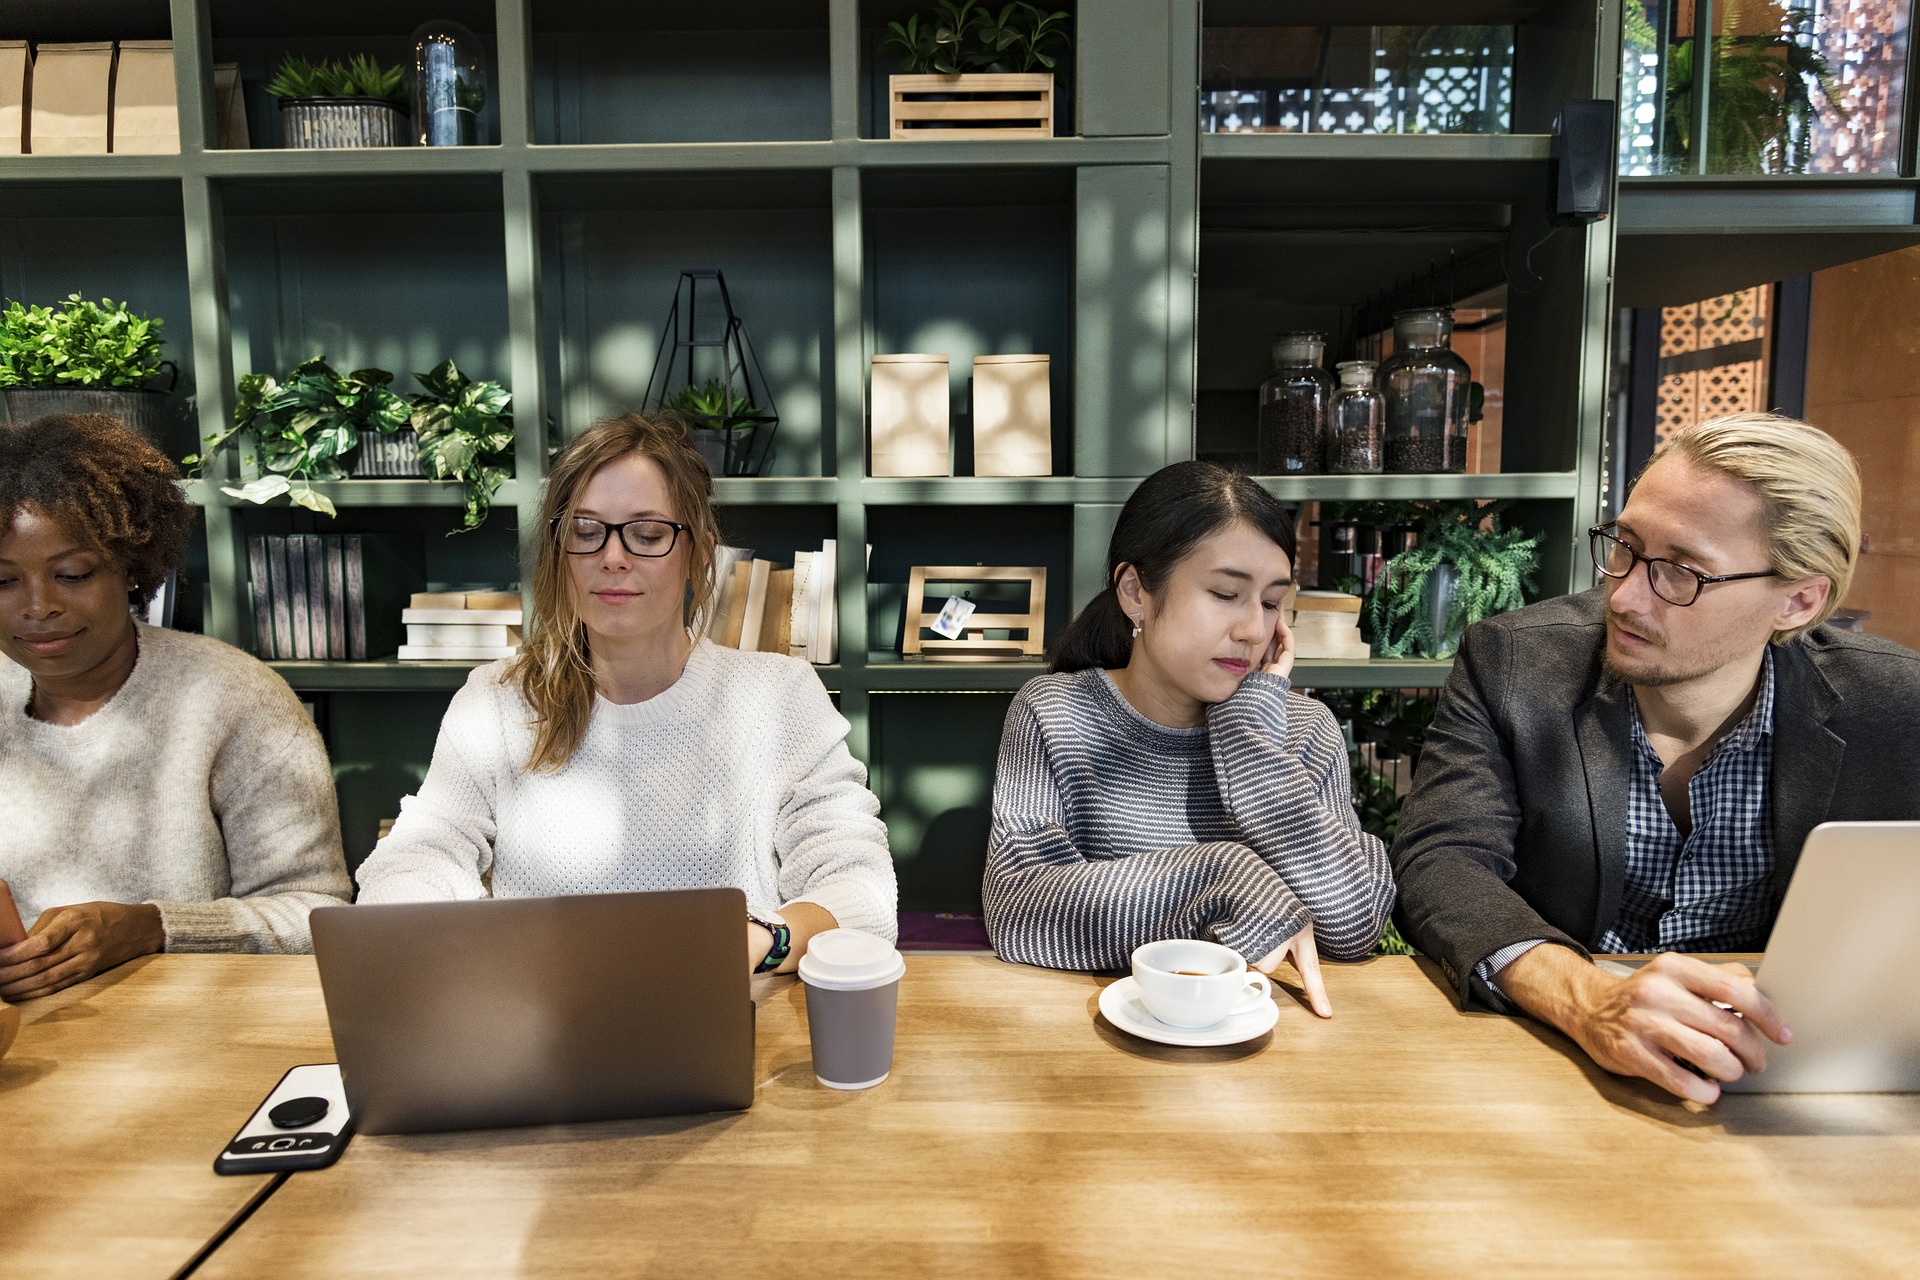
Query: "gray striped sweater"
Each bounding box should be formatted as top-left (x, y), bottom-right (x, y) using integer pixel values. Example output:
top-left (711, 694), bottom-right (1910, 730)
top-left (983, 668), bottom-right (1394, 970)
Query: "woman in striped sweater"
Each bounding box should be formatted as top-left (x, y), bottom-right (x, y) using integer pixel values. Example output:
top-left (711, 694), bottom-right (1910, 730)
top-left (983, 462), bottom-right (1394, 1015)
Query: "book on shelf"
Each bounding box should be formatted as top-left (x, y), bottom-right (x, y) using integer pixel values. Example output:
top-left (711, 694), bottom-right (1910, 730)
top-left (704, 546), bottom-right (754, 641)
top-left (246, 534), bottom-right (422, 661)
top-left (706, 541), bottom-right (851, 665)
top-left (394, 591), bottom-right (525, 661)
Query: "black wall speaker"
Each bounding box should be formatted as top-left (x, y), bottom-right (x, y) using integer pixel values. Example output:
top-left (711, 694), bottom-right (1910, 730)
top-left (1553, 100), bottom-right (1616, 223)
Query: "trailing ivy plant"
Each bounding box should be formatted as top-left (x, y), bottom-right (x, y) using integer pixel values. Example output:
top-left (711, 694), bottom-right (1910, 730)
top-left (882, 1), bottom-right (1072, 75)
top-left (409, 359), bottom-right (515, 532)
top-left (186, 357), bottom-right (513, 532)
top-left (0, 294), bottom-right (167, 389)
top-left (1368, 500), bottom-right (1540, 658)
top-left (266, 53), bottom-right (409, 104)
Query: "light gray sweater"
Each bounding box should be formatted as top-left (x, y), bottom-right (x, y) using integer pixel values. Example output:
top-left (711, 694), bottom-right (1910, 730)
top-left (984, 669), bottom-right (1394, 970)
top-left (355, 640), bottom-right (898, 940)
top-left (0, 622), bottom-right (352, 952)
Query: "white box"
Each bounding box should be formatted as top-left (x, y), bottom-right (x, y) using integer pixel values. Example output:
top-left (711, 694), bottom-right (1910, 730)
top-left (405, 623), bottom-right (521, 647)
top-left (29, 42), bottom-right (113, 155)
top-left (870, 353), bottom-right (949, 477)
top-left (972, 354), bottom-right (1051, 477)
top-left (112, 40), bottom-right (178, 154)
top-left (0, 42), bottom-right (29, 155)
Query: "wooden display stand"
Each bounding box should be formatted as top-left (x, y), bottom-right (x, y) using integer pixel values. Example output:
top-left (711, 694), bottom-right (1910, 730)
top-left (902, 566), bottom-right (1047, 661)
top-left (889, 74), bottom-right (1054, 140)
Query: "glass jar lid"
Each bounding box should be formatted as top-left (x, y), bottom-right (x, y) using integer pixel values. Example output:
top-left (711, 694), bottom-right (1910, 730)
top-left (1335, 359), bottom-right (1376, 388)
top-left (1391, 308), bottom-right (1454, 348)
top-left (1269, 331), bottom-right (1326, 367)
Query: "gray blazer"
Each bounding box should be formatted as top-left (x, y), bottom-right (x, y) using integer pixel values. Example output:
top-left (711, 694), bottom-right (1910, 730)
top-left (1391, 589), bottom-right (1920, 1010)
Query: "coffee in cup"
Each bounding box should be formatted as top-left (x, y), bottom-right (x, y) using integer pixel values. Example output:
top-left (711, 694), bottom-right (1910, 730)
top-left (797, 929), bottom-right (906, 1090)
top-left (1130, 939), bottom-right (1271, 1029)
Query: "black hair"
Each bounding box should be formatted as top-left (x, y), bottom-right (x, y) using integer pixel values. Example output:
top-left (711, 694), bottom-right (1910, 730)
top-left (1051, 461), bottom-right (1296, 674)
top-left (0, 413), bottom-right (193, 608)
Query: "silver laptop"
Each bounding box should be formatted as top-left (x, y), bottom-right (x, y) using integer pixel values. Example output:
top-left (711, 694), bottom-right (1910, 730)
top-left (310, 887), bottom-right (755, 1134)
top-left (1722, 821), bottom-right (1920, 1094)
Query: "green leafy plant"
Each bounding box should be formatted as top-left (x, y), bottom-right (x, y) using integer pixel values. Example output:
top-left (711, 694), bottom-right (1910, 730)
top-left (883, 2), bottom-right (1072, 75)
top-left (186, 357), bottom-right (513, 531)
top-left (0, 294), bottom-right (166, 389)
top-left (266, 53), bottom-right (409, 104)
top-left (409, 359), bottom-right (515, 531)
top-left (663, 377), bottom-right (758, 425)
top-left (1368, 500), bottom-right (1540, 658)
top-left (1639, 3), bottom-right (1846, 174)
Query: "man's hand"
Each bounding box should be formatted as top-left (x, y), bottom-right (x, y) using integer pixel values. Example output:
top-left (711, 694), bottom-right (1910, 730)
top-left (0, 902), bottom-right (165, 1001)
top-left (1499, 945), bottom-right (1791, 1104)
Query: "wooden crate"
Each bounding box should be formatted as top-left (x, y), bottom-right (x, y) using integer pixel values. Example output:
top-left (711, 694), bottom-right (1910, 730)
top-left (889, 73), bottom-right (1054, 141)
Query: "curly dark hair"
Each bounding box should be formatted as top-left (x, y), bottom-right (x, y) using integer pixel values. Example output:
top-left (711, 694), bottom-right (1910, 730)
top-left (0, 413), bottom-right (194, 607)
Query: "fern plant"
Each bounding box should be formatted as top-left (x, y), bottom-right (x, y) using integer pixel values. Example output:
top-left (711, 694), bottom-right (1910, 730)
top-left (1368, 501), bottom-right (1540, 658)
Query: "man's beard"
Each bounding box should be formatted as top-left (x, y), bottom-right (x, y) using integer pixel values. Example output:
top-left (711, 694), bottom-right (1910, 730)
top-left (1602, 614), bottom-right (1724, 688)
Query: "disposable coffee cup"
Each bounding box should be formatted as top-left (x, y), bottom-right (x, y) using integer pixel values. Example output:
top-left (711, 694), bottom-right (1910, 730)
top-left (797, 929), bottom-right (906, 1090)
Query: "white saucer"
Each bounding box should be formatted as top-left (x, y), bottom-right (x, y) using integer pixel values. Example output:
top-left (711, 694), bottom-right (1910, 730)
top-left (1098, 975), bottom-right (1280, 1047)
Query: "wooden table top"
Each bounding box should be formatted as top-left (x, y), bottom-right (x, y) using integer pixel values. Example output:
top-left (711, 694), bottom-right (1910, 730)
top-left (0, 956), bottom-right (333, 1279)
top-left (139, 952), bottom-right (1915, 1280)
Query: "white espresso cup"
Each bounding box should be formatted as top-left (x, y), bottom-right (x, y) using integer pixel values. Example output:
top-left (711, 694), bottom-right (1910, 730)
top-left (1130, 939), bottom-right (1272, 1029)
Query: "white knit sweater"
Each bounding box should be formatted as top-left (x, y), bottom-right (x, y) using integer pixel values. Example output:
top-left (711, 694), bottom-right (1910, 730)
top-left (354, 640), bottom-right (898, 940)
top-left (0, 622), bottom-right (352, 952)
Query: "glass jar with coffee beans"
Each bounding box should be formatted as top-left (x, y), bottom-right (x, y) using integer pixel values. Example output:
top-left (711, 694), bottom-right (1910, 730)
top-left (1326, 359), bottom-right (1385, 474)
top-left (1256, 331), bottom-right (1332, 475)
top-left (1380, 307), bottom-right (1471, 474)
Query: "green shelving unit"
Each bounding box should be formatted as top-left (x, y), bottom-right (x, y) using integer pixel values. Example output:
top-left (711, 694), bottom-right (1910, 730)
top-left (0, 0), bottom-right (1618, 903)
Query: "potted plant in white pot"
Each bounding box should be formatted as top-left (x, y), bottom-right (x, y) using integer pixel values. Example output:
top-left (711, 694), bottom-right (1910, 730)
top-left (267, 54), bottom-right (411, 149)
top-left (883, 1), bottom-right (1071, 140)
top-left (0, 294), bottom-right (176, 439)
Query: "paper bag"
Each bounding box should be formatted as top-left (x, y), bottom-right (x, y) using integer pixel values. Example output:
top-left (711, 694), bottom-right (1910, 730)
top-left (30, 42), bottom-right (113, 155)
top-left (870, 353), bottom-right (950, 477)
top-left (112, 40), bottom-right (178, 154)
top-left (972, 353), bottom-right (1051, 476)
top-left (0, 42), bottom-right (28, 155)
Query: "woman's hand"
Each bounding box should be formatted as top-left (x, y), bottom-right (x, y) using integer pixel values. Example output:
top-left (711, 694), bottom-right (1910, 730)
top-left (746, 901), bottom-right (839, 975)
top-left (1255, 921), bottom-right (1330, 1018)
top-left (0, 902), bottom-right (165, 1001)
top-left (1259, 606), bottom-right (1297, 681)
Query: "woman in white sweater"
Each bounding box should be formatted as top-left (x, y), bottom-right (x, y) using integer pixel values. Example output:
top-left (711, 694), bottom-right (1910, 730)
top-left (355, 413), bottom-right (896, 972)
top-left (0, 413), bottom-right (351, 1000)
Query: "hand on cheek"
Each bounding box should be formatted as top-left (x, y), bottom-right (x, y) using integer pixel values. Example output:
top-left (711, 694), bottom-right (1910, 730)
top-left (1261, 608), bottom-right (1296, 680)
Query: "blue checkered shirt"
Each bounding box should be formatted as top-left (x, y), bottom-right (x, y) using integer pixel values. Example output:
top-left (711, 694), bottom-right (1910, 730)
top-left (1480, 649), bottom-right (1777, 989)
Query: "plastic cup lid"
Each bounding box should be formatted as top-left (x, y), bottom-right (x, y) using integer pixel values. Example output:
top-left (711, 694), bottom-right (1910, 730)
top-left (798, 929), bottom-right (906, 991)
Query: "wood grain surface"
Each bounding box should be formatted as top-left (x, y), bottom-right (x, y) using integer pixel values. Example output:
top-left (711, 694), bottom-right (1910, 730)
top-left (163, 953), bottom-right (1920, 1280)
top-left (0, 956), bottom-right (334, 1279)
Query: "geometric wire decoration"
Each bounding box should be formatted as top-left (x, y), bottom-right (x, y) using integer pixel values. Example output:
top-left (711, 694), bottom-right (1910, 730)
top-left (1656, 287), bottom-right (1775, 444)
top-left (641, 269), bottom-right (780, 477)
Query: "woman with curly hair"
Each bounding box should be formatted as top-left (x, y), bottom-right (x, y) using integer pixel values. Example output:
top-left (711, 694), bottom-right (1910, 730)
top-left (0, 413), bottom-right (351, 1000)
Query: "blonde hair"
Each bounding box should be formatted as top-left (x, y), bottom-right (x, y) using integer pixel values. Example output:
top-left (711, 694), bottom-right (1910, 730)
top-left (510, 412), bottom-right (719, 772)
top-left (1645, 411), bottom-right (1861, 641)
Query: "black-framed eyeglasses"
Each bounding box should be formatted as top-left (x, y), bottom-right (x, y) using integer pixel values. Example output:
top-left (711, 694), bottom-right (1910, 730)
top-left (1588, 523), bottom-right (1775, 607)
top-left (552, 516), bottom-right (688, 558)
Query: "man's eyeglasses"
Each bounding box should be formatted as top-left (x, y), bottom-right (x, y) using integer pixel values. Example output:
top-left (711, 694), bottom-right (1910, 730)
top-left (1588, 522), bottom-right (1775, 607)
top-left (553, 516), bottom-right (688, 558)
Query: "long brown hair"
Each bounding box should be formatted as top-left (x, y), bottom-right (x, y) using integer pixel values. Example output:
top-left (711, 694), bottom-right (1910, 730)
top-left (510, 412), bottom-right (719, 772)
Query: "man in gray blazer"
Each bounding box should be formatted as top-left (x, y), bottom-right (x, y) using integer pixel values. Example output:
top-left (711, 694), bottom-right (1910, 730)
top-left (1392, 412), bottom-right (1920, 1104)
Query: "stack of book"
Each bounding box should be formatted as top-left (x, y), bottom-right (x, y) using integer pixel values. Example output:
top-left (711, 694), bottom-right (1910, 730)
top-left (705, 541), bottom-right (841, 664)
top-left (398, 591), bottom-right (524, 661)
top-left (247, 534), bottom-right (408, 661)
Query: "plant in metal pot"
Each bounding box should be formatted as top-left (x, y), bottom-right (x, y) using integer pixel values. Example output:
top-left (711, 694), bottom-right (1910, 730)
top-left (1368, 500), bottom-right (1540, 658)
top-left (267, 54), bottom-right (411, 149)
top-left (187, 357), bottom-right (412, 516)
top-left (267, 53), bottom-right (409, 105)
top-left (0, 294), bottom-right (176, 437)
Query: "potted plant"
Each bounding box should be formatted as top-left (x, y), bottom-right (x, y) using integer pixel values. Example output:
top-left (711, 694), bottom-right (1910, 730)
top-left (1366, 500), bottom-right (1540, 658)
top-left (882, 1), bottom-right (1071, 140)
top-left (0, 294), bottom-right (177, 439)
top-left (186, 356), bottom-right (514, 532)
top-left (664, 378), bottom-right (772, 479)
top-left (267, 54), bottom-right (411, 149)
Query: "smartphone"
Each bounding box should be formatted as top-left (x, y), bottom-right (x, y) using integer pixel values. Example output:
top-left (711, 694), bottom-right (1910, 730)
top-left (0, 878), bottom-right (26, 949)
top-left (214, 1063), bottom-right (355, 1176)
